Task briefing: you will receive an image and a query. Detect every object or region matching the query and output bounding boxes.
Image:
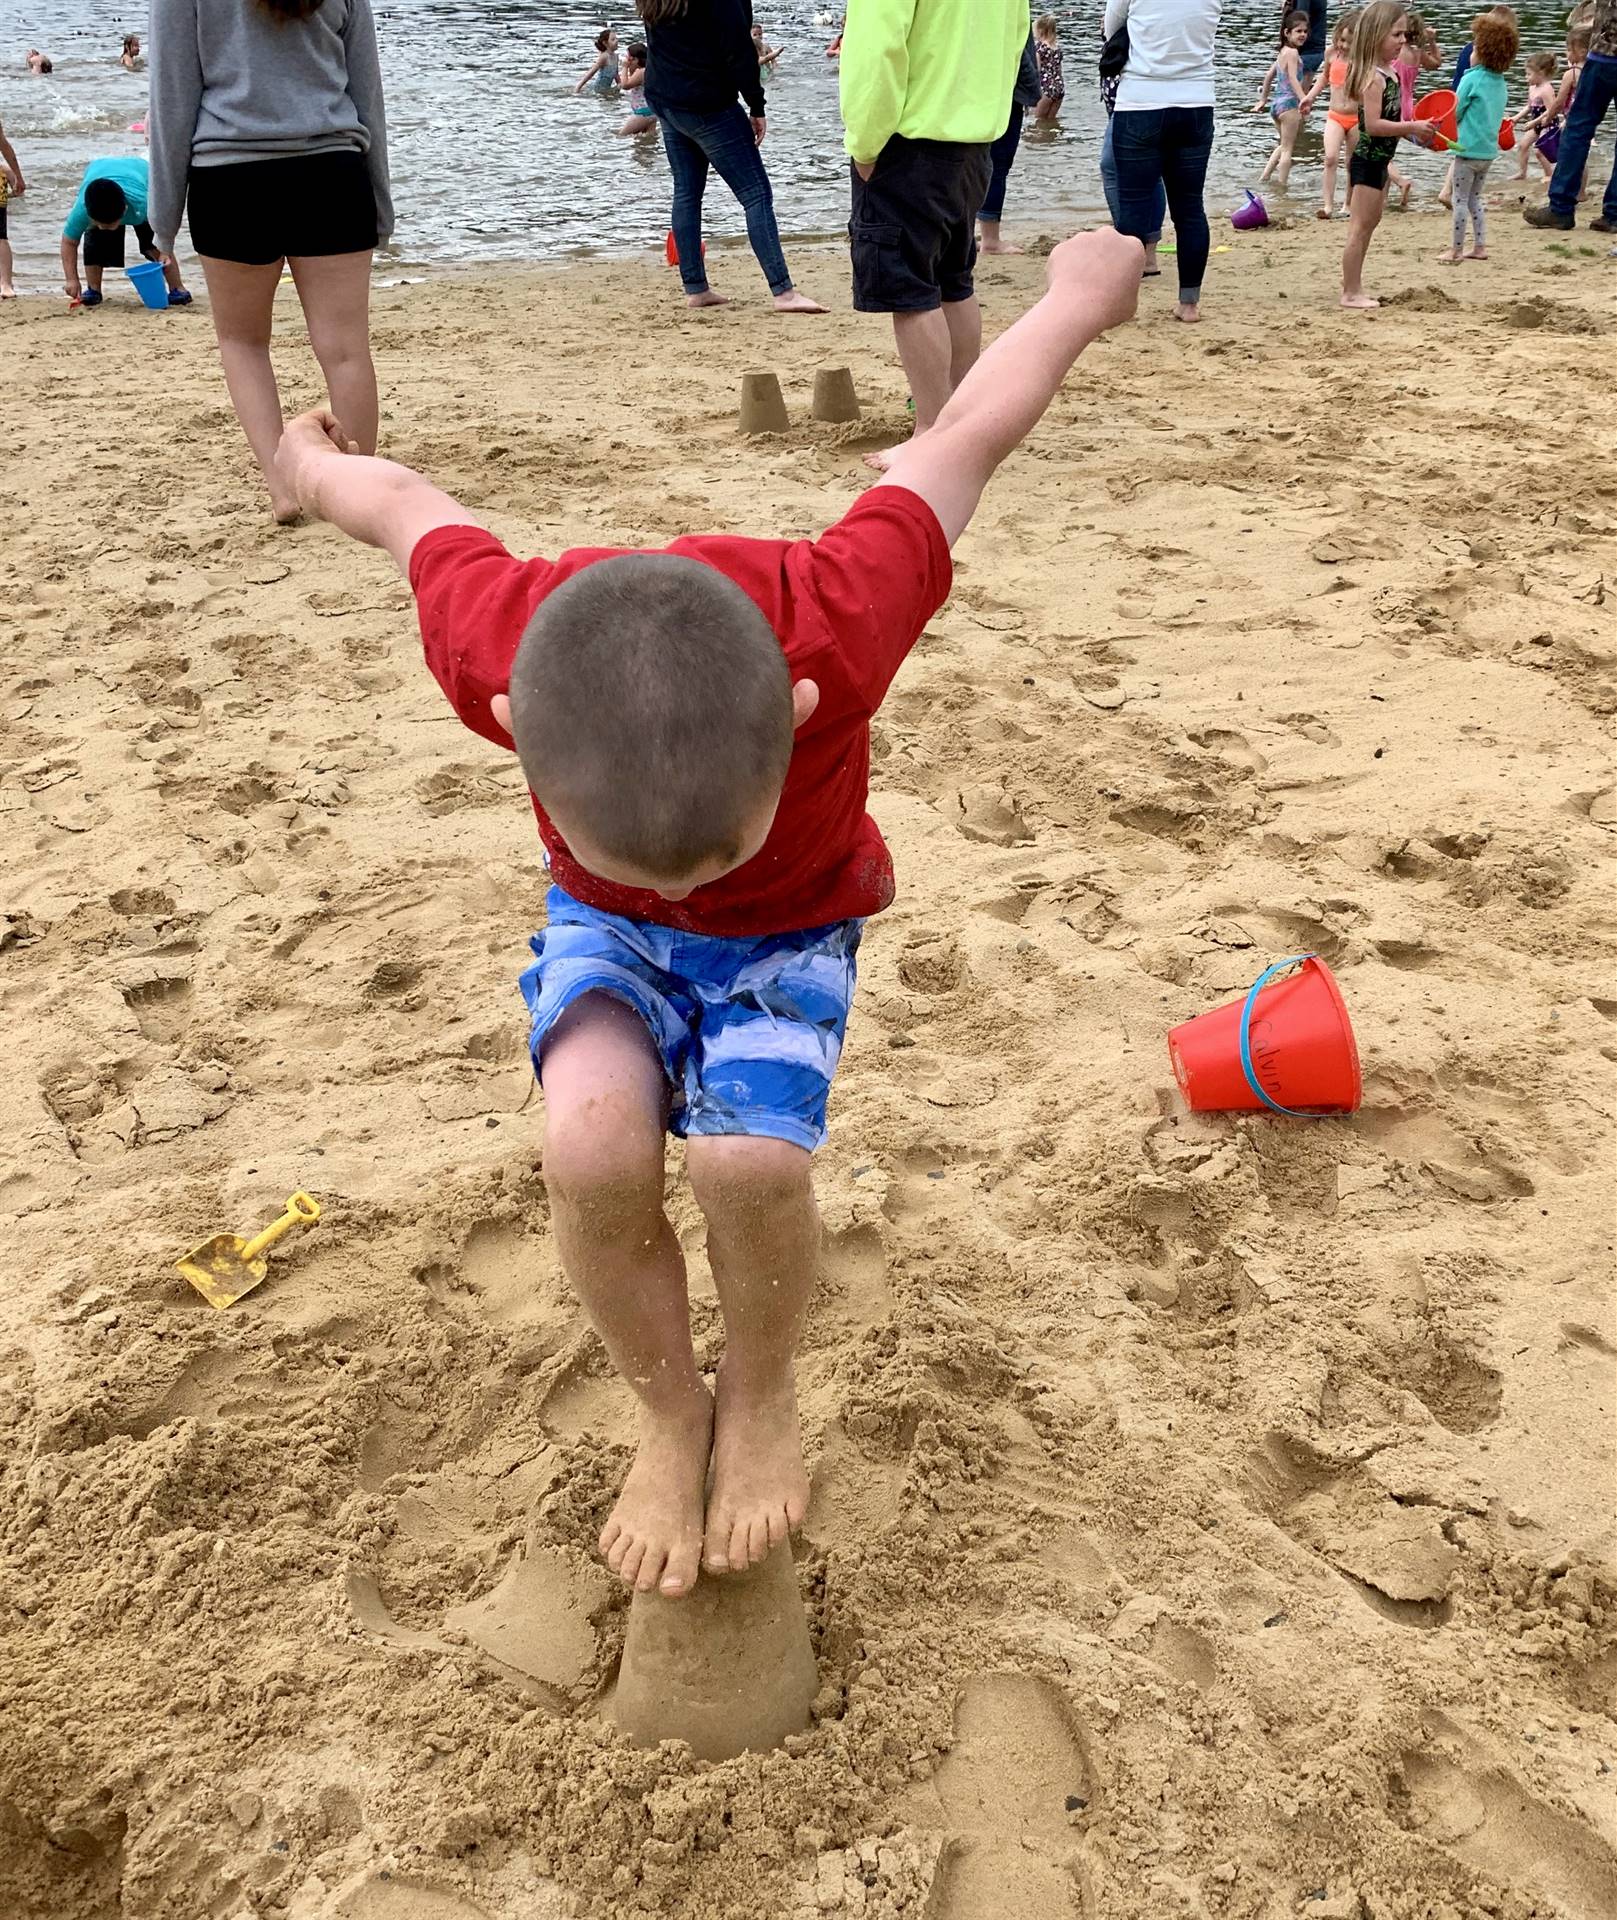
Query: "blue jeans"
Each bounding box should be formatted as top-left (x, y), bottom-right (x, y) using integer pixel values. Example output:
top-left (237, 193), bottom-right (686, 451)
top-left (1110, 105), bottom-right (1215, 303)
top-left (658, 102), bottom-right (793, 296)
top-left (1548, 51), bottom-right (1617, 221)
top-left (1100, 116), bottom-right (1164, 246)
top-left (979, 101), bottom-right (1024, 224)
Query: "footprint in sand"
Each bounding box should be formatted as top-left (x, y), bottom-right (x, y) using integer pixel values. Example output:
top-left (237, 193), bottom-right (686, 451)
top-left (326, 1864), bottom-right (513, 1917)
top-left (443, 1545), bottom-right (610, 1704)
top-left (1395, 1713), bottom-right (1617, 1916)
top-left (120, 964), bottom-right (194, 1044)
top-left (804, 1416), bottom-right (906, 1554)
top-left (900, 1672), bottom-right (1093, 1919)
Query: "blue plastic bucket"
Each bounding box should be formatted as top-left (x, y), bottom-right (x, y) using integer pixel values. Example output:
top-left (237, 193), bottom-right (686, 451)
top-left (126, 259), bottom-right (169, 310)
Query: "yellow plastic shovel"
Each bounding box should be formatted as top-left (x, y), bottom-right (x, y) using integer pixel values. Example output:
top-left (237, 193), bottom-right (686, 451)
top-left (177, 1192), bottom-right (322, 1309)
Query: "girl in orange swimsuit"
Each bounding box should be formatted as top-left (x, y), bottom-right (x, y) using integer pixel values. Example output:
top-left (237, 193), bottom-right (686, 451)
top-left (1320, 11), bottom-right (1363, 218)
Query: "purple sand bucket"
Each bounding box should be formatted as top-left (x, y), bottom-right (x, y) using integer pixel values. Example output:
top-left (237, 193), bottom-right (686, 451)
top-left (1231, 189), bottom-right (1269, 231)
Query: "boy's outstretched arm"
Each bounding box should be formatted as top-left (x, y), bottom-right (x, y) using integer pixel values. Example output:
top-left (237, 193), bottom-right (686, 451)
top-left (277, 411), bottom-right (483, 573)
top-left (877, 229), bottom-right (1144, 546)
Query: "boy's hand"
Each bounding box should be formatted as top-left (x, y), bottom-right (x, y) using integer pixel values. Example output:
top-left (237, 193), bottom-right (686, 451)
top-left (1046, 230), bottom-right (1145, 334)
top-left (277, 408), bottom-right (359, 510)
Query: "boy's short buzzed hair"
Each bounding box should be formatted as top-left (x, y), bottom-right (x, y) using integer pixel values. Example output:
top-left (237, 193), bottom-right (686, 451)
top-left (507, 554), bottom-right (793, 881)
top-left (84, 178), bottom-right (127, 225)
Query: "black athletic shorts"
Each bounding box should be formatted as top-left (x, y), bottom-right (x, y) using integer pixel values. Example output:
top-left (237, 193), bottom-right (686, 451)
top-left (849, 135), bottom-right (992, 313)
top-left (1349, 150), bottom-right (1393, 193)
top-left (83, 220), bottom-right (160, 268)
top-left (0, 204), bottom-right (7, 239)
top-left (187, 150), bottom-right (379, 265)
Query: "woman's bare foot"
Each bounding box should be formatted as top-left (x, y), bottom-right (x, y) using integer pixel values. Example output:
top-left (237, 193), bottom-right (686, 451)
top-left (1341, 292), bottom-right (1380, 309)
top-left (702, 1364), bottom-right (809, 1574)
top-left (772, 289), bottom-right (826, 313)
top-left (686, 290), bottom-right (730, 309)
top-left (600, 1389), bottom-right (714, 1597)
top-left (1173, 301), bottom-right (1202, 323)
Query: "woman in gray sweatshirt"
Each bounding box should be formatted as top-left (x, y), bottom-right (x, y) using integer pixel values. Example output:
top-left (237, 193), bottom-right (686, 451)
top-left (148, 0), bottom-right (393, 522)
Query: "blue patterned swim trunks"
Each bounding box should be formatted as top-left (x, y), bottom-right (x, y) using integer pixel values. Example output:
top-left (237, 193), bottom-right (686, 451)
top-left (519, 887), bottom-right (864, 1152)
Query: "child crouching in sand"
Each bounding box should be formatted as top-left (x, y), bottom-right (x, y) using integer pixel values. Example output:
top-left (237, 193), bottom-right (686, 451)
top-left (275, 230), bottom-right (1144, 1599)
top-left (1341, 3), bottom-right (1440, 309)
top-left (1440, 9), bottom-right (1518, 263)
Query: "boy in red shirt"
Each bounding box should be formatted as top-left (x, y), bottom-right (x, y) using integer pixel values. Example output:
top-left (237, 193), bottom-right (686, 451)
top-left (277, 230), bottom-right (1143, 1601)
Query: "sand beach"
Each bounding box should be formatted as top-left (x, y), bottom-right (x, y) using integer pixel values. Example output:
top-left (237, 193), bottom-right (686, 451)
top-left (1, 207), bottom-right (1615, 1920)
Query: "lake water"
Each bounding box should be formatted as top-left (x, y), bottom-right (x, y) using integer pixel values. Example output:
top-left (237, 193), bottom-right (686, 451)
top-left (0, 1), bottom-right (1578, 292)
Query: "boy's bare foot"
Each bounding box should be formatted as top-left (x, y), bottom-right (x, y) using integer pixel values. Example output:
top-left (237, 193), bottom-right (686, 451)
top-left (600, 1389), bottom-right (714, 1597)
top-left (702, 1364), bottom-right (809, 1574)
top-left (772, 289), bottom-right (827, 313)
top-left (1341, 292), bottom-right (1380, 309)
top-left (686, 290), bottom-right (730, 309)
top-left (1316, 205), bottom-right (1333, 220)
top-left (1173, 301), bottom-right (1201, 323)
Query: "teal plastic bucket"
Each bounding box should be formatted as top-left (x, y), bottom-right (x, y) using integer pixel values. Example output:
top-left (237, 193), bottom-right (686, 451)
top-left (126, 259), bottom-right (169, 310)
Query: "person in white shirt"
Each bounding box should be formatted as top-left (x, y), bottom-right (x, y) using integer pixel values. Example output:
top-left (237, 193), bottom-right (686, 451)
top-left (1102, 0), bottom-right (1222, 321)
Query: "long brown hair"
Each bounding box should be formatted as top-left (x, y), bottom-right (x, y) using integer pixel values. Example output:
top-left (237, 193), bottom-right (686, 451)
top-left (1347, 1), bottom-right (1407, 102)
top-left (259, 0), bottom-right (326, 19)
top-left (638, 0), bottom-right (689, 24)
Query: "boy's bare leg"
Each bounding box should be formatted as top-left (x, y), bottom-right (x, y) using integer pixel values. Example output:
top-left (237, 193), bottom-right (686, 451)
top-left (686, 1136), bottom-right (818, 1573)
top-left (541, 993), bottom-right (712, 1598)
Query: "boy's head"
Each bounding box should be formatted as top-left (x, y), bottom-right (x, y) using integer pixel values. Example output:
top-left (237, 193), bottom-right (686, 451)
top-left (503, 555), bottom-right (804, 898)
top-left (1472, 9), bottom-right (1519, 68)
top-left (1527, 49), bottom-right (1557, 76)
top-left (84, 177), bottom-right (127, 228)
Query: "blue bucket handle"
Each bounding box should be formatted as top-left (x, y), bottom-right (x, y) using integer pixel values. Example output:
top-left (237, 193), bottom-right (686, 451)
top-left (1236, 953), bottom-right (1318, 1117)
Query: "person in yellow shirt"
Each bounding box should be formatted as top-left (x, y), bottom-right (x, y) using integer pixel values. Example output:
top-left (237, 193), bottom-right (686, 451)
top-left (840, 0), bottom-right (1027, 467)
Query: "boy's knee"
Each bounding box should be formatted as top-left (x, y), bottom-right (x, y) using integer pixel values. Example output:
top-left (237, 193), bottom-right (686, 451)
top-left (543, 1106), bottom-right (664, 1223)
top-left (686, 1135), bottom-right (812, 1225)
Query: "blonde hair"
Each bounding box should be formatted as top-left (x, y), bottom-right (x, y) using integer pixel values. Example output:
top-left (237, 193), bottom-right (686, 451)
top-left (1568, 24), bottom-right (1592, 53)
top-left (1332, 8), bottom-right (1361, 52)
top-left (1035, 14), bottom-right (1059, 37)
top-left (1348, 2), bottom-right (1408, 103)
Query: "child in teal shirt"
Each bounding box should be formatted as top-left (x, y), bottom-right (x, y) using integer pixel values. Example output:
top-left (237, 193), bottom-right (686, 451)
top-left (60, 155), bottom-right (192, 307)
top-left (1442, 11), bottom-right (1517, 264)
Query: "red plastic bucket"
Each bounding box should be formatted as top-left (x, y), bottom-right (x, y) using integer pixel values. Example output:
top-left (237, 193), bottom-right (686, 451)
top-left (1168, 955), bottom-right (1362, 1116)
top-left (1498, 117), bottom-right (1516, 151)
top-left (665, 230), bottom-right (707, 267)
top-left (1413, 89), bottom-right (1458, 144)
